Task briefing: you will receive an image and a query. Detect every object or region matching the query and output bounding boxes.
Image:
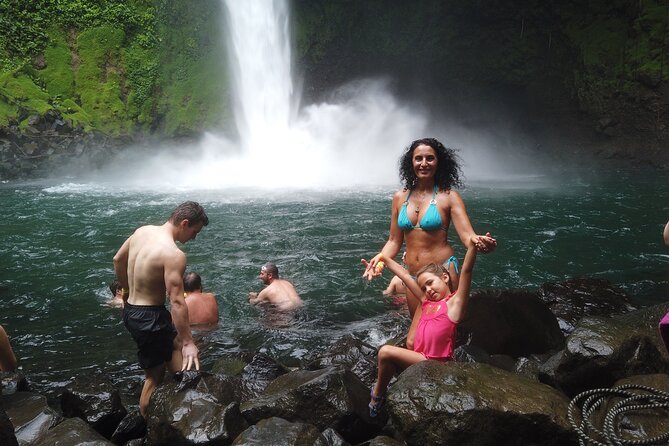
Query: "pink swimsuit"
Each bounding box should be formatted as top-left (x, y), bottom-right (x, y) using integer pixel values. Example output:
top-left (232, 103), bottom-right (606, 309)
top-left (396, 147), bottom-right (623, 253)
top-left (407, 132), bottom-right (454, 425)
top-left (413, 292), bottom-right (457, 360)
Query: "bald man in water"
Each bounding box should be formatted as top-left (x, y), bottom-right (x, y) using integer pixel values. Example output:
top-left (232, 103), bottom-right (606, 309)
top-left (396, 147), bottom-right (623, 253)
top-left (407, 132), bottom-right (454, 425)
top-left (113, 201), bottom-right (208, 417)
top-left (248, 262), bottom-right (303, 311)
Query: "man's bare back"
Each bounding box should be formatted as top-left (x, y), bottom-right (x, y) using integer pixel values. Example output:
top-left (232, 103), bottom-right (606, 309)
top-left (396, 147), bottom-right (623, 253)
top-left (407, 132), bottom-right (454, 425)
top-left (248, 262), bottom-right (303, 312)
top-left (126, 225), bottom-right (185, 306)
top-left (183, 271), bottom-right (219, 326)
top-left (259, 279), bottom-right (303, 311)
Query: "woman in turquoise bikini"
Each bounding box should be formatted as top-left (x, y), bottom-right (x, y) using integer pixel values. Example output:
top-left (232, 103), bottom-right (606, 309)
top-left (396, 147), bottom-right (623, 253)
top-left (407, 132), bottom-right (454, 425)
top-left (363, 137), bottom-right (496, 348)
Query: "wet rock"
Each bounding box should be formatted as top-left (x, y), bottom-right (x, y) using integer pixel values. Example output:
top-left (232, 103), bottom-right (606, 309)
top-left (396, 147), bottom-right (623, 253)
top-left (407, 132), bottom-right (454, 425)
top-left (313, 427), bottom-right (350, 446)
top-left (110, 412), bottom-right (146, 445)
top-left (241, 353), bottom-right (290, 399)
top-left (211, 354), bottom-right (250, 376)
top-left (34, 416), bottom-right (114, 445)
top-left (32, 54), bottom-right (47, 70)
top-left (1, 371), bottom-right (29, 395)
top-left (60, 376), bottom-right (127, 439)
top-left (0, 404), bottom-right (18, 446)
top-left (457, 289), bottom-right (565, 357)
top-left (357, 435), bottom-right (404, 446)
top-left (453, 345), bottom-right (517, 372)
top-left (240, 367), bottom-right (380, 444)
top-left (537, 277), bottom-right (636, 334)
top-left (1, 391), bottom-right (61, 445)
top-left (22, 141), bottom-right (39, 154)
top-left (304, 335), bottom-right (378, 387)
top-left (513, 355), bottom-right (546, 381)
top-left (147, 372), bottom-right (248, 445)
top-left (232, 417), bottom-right (322, 445)
top-left (540, 303), bottom-right (669, 397)
top-left (387, 361), bottom-right (577, 446)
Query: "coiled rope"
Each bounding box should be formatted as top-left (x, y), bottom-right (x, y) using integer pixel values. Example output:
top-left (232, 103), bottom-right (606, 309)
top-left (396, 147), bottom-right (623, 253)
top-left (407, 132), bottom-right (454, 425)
top-left (568, 384), bottom-right (669, 446)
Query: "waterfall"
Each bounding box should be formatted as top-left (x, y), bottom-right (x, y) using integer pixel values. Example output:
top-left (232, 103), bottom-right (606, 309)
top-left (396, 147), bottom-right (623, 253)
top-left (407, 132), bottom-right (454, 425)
top-left (223, 0), bottom-right (295, 153)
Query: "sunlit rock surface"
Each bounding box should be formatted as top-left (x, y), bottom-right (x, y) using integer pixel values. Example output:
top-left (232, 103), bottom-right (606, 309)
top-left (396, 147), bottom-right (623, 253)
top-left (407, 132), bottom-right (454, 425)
top-left (386, 361), bottom-right (577, 446)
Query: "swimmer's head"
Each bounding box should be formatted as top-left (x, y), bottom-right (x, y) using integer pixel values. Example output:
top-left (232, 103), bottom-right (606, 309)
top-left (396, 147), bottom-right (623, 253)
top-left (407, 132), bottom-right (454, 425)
top-left (260, 262), bottom-right (279, 284)
top-left (183, 271), bottom-right (202, 292)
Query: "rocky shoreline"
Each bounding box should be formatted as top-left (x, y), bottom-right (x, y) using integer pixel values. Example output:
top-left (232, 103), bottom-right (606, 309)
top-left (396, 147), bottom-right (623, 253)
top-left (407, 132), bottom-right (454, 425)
top-left (1, 278), bottom-right (668, 445)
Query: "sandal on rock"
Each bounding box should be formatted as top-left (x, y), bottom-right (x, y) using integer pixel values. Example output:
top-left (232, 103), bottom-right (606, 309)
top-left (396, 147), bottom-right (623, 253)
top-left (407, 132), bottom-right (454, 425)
top-left (369, 389), bottom-right (386, 417)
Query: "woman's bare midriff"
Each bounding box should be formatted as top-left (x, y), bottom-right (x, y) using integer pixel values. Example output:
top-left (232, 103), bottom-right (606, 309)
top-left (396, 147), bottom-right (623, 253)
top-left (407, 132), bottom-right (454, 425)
top-left (404, 230), bottom-right (454, 274)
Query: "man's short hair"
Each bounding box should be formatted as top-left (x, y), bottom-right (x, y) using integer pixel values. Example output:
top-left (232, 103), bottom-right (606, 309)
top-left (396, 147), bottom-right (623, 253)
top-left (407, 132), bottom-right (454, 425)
top-left (169, 201), bottom-right (209, 227)
top-left (261, 262), bottom-right (279, 277)
top-left (183, 271), bottom-right (202, 292)
top-left (109, 279), bottom-right (121, 295)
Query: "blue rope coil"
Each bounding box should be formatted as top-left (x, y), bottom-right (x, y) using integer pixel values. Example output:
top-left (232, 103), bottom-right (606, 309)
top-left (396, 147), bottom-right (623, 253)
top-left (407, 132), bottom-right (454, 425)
top-left (568, 384), bottom-right (669, 446)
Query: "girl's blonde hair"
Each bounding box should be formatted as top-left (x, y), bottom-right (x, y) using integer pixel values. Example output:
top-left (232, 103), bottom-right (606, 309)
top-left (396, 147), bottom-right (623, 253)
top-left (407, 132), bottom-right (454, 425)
top-left (416, 262), bottom-right (453, 291)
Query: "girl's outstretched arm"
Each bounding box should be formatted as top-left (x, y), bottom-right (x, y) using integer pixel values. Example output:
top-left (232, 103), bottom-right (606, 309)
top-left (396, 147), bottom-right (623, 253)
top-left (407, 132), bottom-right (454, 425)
top-left (447, 245), bottom-right (477, 323)
top-left (379, 255), bottom-right (423, 300)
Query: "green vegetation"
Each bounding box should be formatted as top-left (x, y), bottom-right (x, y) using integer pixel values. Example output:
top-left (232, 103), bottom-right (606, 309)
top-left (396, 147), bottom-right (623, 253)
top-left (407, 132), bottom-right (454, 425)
top-left (154, 0), bottom-right (230, 136)
top-left (0, 0), bottom-right (230, 138)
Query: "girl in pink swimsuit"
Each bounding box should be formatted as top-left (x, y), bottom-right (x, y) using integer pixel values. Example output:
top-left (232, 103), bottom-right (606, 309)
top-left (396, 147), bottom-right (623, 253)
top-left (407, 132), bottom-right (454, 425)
top-left (366, 243), bottom-right (477, 417)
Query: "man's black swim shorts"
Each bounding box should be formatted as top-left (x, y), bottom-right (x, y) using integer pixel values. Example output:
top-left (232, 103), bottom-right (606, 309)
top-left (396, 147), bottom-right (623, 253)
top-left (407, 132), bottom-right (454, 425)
top-left (123, 302), bottom-right (177, 369)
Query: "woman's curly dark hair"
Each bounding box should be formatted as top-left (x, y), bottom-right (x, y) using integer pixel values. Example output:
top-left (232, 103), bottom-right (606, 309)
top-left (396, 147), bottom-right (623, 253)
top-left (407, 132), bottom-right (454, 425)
top-left (399, 138), bottom-right (464, 191)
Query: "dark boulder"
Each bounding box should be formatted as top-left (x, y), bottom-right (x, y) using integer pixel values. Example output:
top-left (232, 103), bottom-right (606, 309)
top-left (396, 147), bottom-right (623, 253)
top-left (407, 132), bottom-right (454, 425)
top-left (304, 335), bottom-right (378, 388)
top-left (0, 403), bottom-right (17, 446)
top-left (240, 367), bottom-right (380, 444)
top-left (60, 376), bottom-right (127, 439)
top-left (387, 361), bottom-right (577, 446)
top-left (313, 427), bottom-right (350, 446)
top-left (537, 277), bottom-right (636, 334)
top-left (231, 417), bottom-right (322, 445)
top-left (146, 372), bottom-right (248, 445)
top-left (454, 344), bottom-right (517, 372)
top-left (241, 353), bottom-right (291, 399)
top-left (357, 435), bottom-right (405, 446)
top-left (457, 289), bottom-right (565, 357)
top-left (110, 412), bottom-right (146, 445)
top-left (1, 391), bottom-right (61, 445)
top-left (34, 416), bottom-right (114, 445)
top-left (539, 303), bottom-right (669, 397)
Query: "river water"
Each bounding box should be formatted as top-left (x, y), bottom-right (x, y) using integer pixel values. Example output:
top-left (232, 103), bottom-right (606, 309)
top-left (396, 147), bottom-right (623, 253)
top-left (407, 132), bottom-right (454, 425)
top-left (1, 167), bottom-right (668, 406)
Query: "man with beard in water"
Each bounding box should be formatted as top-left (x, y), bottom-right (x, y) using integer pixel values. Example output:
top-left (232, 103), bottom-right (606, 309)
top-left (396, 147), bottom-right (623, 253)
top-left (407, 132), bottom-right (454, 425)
top-left (113, 201), bottom-right (208, 418)
top-left (248, 262), bottom-right (303, 312)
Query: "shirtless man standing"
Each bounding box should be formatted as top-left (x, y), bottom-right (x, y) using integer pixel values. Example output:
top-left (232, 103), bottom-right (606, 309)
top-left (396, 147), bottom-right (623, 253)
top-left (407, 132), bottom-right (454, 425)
top-left (113, 201), bottom-right (208, 417)
top-left (248, 262), bottom-right (303, 311)
top-left (183, 271), bottom-right (219, 325)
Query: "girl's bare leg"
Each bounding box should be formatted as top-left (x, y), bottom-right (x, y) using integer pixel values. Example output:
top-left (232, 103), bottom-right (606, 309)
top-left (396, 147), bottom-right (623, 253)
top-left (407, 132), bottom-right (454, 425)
top-left (372, 345), bottom-right (427, 398)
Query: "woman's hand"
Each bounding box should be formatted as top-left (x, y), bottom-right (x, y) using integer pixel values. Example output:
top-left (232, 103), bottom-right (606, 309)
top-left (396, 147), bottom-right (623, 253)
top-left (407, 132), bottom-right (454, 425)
top-left (471, 232), bottom-right (497, 253)
top-left (361, 254), bottom-right (384, 281)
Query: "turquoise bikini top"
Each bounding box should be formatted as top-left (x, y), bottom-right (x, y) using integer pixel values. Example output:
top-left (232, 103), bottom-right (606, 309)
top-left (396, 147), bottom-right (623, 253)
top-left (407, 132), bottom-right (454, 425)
top-left (397, 185), bottom-right (444, 231)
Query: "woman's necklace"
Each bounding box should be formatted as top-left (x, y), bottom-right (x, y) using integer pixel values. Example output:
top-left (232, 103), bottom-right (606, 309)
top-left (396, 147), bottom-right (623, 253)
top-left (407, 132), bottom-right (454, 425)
top-left (413, 190), bottom-right (429, 215)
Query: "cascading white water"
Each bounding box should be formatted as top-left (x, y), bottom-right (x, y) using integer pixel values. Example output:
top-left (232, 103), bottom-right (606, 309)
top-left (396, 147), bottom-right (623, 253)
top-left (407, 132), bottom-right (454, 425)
top-left (223, 0), bottom-right (294, 153)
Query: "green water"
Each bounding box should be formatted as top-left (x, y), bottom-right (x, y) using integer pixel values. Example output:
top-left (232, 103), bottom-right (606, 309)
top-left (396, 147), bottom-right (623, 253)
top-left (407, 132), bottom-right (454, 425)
top-left (1, 168), bottom-right (668, 405)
